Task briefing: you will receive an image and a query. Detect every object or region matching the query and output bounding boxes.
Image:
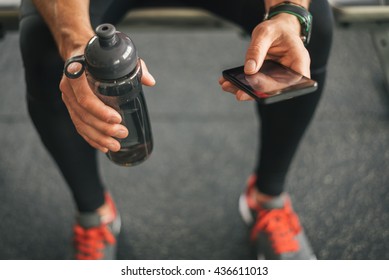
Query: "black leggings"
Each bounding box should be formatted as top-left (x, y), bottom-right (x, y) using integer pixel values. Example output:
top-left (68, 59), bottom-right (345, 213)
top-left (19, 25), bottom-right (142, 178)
top-left (19, 0), bottom-right (333, 211)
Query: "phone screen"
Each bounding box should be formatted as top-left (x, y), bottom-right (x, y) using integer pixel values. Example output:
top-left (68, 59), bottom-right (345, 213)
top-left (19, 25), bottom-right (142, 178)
top-left (223, 60), bottom-right (317, 104)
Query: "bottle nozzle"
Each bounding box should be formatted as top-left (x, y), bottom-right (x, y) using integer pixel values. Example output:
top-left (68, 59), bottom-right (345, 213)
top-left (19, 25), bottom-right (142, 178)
top-left (96, 23), bottom-right (118, 48)
top-left (85, 23), bottom-right (138, 80)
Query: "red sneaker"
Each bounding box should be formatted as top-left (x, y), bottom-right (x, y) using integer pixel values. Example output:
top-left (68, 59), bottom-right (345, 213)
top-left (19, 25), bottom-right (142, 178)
top-left (73, 193), bottom-right (121, 260)
top-left (239, 175), bottom-right (316, 260)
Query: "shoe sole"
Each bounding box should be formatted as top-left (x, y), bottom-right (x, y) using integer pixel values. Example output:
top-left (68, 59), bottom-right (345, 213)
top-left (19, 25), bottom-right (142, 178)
top-left (110, 212), bottom-right (122, 260)
top-left (238, 194), bottom-right (255, 226)
top-left (112, 212), bottom-right (122, 236)
top-left (239, 194), bottom-right (266, 260)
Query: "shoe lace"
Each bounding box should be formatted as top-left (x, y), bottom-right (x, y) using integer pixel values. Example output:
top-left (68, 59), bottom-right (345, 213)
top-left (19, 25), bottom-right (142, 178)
top-left (251, 204), bottom-right (302, 255)
top-left (74, 224), bottom-right (116, 260)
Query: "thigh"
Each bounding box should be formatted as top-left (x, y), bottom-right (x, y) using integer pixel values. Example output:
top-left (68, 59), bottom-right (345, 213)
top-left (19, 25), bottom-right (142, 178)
top-left (179, 0), bottom-right (264, 34)
top-left (183, 0), bottom-right (333, 71)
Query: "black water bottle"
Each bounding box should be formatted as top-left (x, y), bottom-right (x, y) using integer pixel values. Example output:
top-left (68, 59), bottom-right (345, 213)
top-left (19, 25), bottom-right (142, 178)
top-left (64, 23), bottom-right (153, 166)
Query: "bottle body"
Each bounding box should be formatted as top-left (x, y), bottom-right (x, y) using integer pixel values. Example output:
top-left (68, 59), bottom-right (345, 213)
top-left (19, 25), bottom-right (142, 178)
top-left (87, 60), bottom-right (153, 166)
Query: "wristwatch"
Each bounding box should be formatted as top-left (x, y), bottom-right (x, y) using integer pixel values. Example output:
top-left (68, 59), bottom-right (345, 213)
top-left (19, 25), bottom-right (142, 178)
top-left (264, 1), bottom-right (312, 46)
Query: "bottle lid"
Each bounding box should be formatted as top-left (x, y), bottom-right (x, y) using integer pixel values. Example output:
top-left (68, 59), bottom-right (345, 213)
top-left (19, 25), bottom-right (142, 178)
top-left (84, 23), bottom-right (138, 80)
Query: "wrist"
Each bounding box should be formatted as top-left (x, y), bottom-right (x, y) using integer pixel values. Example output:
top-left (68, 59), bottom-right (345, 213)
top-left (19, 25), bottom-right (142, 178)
top-left (264, 1), bottom-right (312, 46)
top-left (268, 13), bottom-right (301, 38)
top-left (59, 30), bottom-right (94, 60)
top-left (31, 0), bottom-right (94, 61)
top-left (54, 4), bottom-right (94, 60)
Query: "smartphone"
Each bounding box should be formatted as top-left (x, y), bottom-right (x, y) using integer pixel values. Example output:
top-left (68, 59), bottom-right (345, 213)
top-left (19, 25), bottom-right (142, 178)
top-left (222, 60), bottom-right (317, 104)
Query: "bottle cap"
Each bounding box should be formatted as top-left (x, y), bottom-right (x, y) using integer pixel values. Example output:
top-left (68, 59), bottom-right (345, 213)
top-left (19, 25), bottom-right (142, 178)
top-left (84, 23), bottom-right (138, 80)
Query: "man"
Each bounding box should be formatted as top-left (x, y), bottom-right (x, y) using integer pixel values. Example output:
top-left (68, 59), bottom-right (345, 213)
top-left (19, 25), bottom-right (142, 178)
top-left (19, 0), bottom-right (333, 259)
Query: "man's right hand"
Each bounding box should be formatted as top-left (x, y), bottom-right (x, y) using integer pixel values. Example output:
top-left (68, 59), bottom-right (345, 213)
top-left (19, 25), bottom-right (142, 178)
top-left (219, 12), bottom-right (310, 101)
top-left (60, 59), bottom-right (156, 153)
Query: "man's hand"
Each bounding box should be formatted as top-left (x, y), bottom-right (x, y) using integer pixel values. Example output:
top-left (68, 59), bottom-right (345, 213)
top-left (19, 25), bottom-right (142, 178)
top-left (219, 13), bottom-right (310, 101)
top-left (60, 59), bottom-right (156, 153)
top-left (31, 1), bottom-right (158, 153)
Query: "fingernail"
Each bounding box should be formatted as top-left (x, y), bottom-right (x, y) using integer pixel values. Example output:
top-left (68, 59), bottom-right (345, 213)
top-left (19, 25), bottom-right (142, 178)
top-left (67, 63), bottom-right (82, 74)
top-left (245, 59), bottom-right (256, 73)
top-left (108, 143), bottom-right (118, 151)
top-left (114, 129), bottom-right (127, 138)
top-left (108, 117), bottom-right (121, 124)
top-left (149, 74), bottom-right (156, 84)
top-left (241, 93), bottom-right (252, 101)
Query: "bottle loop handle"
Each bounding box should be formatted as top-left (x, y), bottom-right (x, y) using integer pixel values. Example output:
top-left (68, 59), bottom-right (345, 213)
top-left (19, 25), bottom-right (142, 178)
top-left (64, 55), bottom-right (86, 79)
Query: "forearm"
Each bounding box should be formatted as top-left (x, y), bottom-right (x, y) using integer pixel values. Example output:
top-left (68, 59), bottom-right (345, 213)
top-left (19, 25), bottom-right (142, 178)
top-left (32, 0), bottom-right (94, 60)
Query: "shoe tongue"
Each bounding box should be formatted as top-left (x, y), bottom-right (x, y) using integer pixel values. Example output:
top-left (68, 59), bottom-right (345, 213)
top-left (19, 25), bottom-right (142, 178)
top-left (77, 212), bottom-right (102, 228)
top-left (261, 194), bottom-right (286, 209)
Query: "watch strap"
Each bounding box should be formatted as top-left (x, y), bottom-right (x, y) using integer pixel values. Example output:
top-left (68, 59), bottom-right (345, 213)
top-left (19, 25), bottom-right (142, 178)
top-left (264, 1), bottom-right (312, 46)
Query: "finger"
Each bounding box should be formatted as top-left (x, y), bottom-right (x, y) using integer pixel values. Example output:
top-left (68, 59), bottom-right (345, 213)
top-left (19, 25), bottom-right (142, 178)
top-left (62, 87), bottom-right (127, 139)
top-left (140, 59), bottom-right (156, 86)
top-left (77, 121), bottom-right (121, 152)
top-left (62, 88), bottom-right (128, 138)
top-left (61, 80), bottom-right (126, 151)
top-left (288, 48), bottom-right (311, 78)
top-left (221, 80), bottom-right (239, 95)
top-left (220, 81), bottom-right (254, 101)
top-left (60, 75), bottom-right (122, 124)
top-left (218, 76), bottom-right (225, 85)
top-left (61, 91), bottom-right (121, 150)
top-left (244, 24), bottom-right (274, 75)
top-left (66, 61), bottom-right (84, 77)
top-left (79, 124), bottom-right (120, 153)
top-left (83, 135), bottom-right (109, 153)
top-left (236, 90), bottom-right (254, 101)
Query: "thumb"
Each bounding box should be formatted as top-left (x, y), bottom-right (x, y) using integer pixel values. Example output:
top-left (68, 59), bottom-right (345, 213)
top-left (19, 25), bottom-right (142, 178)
top-left (244, 34), bottom-right (272, 75)
top-left (140, 59), bottom-right (156, 87)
